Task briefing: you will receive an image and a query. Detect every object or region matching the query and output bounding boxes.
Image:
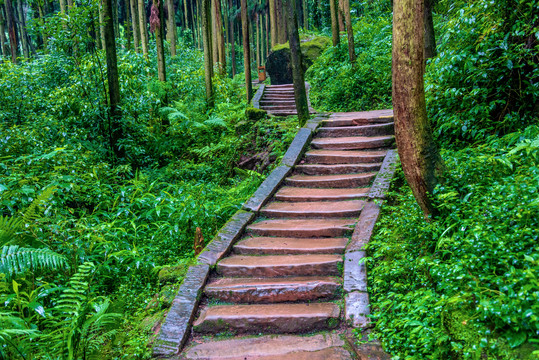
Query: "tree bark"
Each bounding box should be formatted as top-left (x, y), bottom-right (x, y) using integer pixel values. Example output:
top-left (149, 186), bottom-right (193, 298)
top-left (0, 6), bottom-right (9, 57)
top-left (152, 0), bottom-right (167, 82)
top-left (424, 0), bottom-right (436, 60)
top-left (15, 0), bottom-right (29, 58)
top-left (183, 0), bottom-right (188, 30)
top-left (139, 0), bottom-right (149, 58)
top-left (343, 0), bottom-right (355, 63)
top-left (229, 0), bottom-right (236, 76)
top-left (99, 0), bottom-right (107, 50)
top-left (269, 0), bottom-right (277, 48)
top-left (241, 0), bottom-right (252, 101)
top-left (103, 0), bottom-right (123, 156)
top-left (302, 0), bottom-right (307, 30)
top-left (329, 0), bottom-right (339, 46)
top-left (392, 0), bottom-right (444, 218)
top-left (337, 0), bottom-right (345, 32)
top-left (284, 0), bottom-right (309, 125)
top-left (124, 0), bottom-right (132, 49)
top-left (201, 0), bottom-right (214, 107)
top-left (130, 0), bottom-right (140, 52)
top-left (214, 0), bottom-right (226, 75)
top-left (4, 0), bottom-right (18, 63)
top-left (167, 0), bottom-right (176, 55)
top-left (276, 0), bottom-right (286, 44)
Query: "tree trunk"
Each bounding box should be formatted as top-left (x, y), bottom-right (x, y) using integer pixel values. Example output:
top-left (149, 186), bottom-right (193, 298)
top-left (139, 0), bottom-right (149, 58)
top-left (201, 0), bottom-right (214, 107)
top-left (337, 0), bottom-right (344, 32)
top-left (269, 0), bottom-right (276, 48)
top-left (152, 0), bottom-right (167, 82)
top-left (424, 0), bottom-right (436, 60)
top-left (15, 0), bottom-right (29, 58)
top-left (392, 0), bottom-right (444, 218)
top-left (302, 0), bottom-right (307, 30)
top-left (103, 0), bottom-right (123, 156)
top-left (343, 0), bottom-right (355, 63)
top-left (265, 7), bottom-right (269, 58)
top-left (229, 0), bottom-right (236, 76)
top-left (329, 0), bottom-right (339, 46)
top-left (36, 0), bottom-right (47, 50)
top-left (183, 0), bottom-right (188, 31)
top-left (256, 13), bottom-right (260, 68)
top-left (241, 0), bottom-right (251, 101)
top-left (99, 0), bottom-right (107, 50)
top-left (130, 0), bottom-right (140, 52)
top-left (167, 0), bottom-right (176, 55)
top-left (124, 0), bottom-right (132, 49)
top-left (4, 0), bottom-right (18, 63)
top-left (0, 6), bottom-right (9, 57)
top-left (113, 0), bottom-right (120, 38)
top-left (284, 0), bottom-right (309, 125)
top-left (214, 0), bottom-right (225, 75)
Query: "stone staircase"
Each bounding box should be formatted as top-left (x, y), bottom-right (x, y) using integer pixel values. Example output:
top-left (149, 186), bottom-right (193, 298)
top-left (258, 83), bottom-right (314, 116)
top-left (178, 110), bottom-right (395, 359)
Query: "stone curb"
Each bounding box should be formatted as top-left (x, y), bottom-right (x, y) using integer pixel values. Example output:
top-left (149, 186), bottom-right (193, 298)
top-left (281, 128), bottom-right (313, 167)
top-left (368, 149), bottom-right (397, 199)
top-left (252, 84), bottom-right (265, 109)
top-left (344, 148), bottom-right (398, 329)
top-left (242, 165), bottom-right (292, 212)
top-left (197, 210), bottom-right (256, 266)
top-left (152, 264), bottom-right (210, 358)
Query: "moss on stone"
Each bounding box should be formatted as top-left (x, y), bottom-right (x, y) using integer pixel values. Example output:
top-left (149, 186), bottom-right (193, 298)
top-left (245, 107), bottom-right (267, 122)
top-left (158, 264), bottom-right (189, 285)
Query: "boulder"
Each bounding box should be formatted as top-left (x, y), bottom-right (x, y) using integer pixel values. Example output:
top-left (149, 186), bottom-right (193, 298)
top-left (266, 36), bottom-right (332, 85)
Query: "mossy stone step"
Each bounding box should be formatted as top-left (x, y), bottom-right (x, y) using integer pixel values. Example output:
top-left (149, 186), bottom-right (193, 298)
top-left (295, 163), bottom-right (382, 175)
top-left (285, 173), bottom-right (376, 188)
top-left (317, 122), bottom-right (395, 137)
top-left (311, 135), bottom-right (395, 150)
top-left (304, 149), bottom-right (387, 164)
top-left (234, 236), bottom-right (348, 254)
top-left (247, 218), bottom-right (356, 237)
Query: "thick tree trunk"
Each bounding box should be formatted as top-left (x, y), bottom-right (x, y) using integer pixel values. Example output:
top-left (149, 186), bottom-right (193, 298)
top-left (103, 0), bottom-right (123, 156)
top-left (201, 0), bottom-right (214, 107)
top-left (392, 0), bottom-right (444, 218)
top-left (241, 0), bottom-right (252, 101)
top-left (15, 0), bottom-right (29, 58)
top-left (343, 0), bottom-right (355, 63)
top-left (167, 0), bottom-right (176, 55)
top-left (0, 6), bottom-right (9, 57)
top-left (284, 0), bottom-right (309, 125)
top-left (337, 0), bottom-right (344, 32)
top-left (183, 0), bottom-right (188, 30)
top-left (99, 0), bottom-right (107, 50)
top-left (229, 0), bottom-right (236, 76)
top-left (424, 0), bottom-right (436, 60)
top-left (276, 0), bottom-right (286, 44)
top-left (214, 0), bottom-right (226, 75)
top-left (302, 0), bottom-right (307, 30)
top-left (139, 0), bottom-right (149, 58)
top-left (269, 0), bottom-right (277, 48)
top-left (4, 0), bottom-right (18, 63)
top-left (329, 0), bottom-right (339, 46)
top-left (130, 0), bottom-right (140, 52)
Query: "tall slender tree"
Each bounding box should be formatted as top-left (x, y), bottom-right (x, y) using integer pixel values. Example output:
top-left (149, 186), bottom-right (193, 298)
top-left (4, 0), bottom-right (18, 63)
top-left (0, 6), bottom-right (9, 57)
top-left (343, 0), bottom-right (355, 63)
top-left (214, 0), bottom-right (226, 74)
top-left (424, 0), bottom-right (436, 60)
top-left (329, 0), bottom-right (339, 46)
top-left (151, 0), bottom-right (166, 82)
top-left (201, 0), bottom-right (214, 107)
top-left (269, 0), bottom-right (276, 48)
top-left (16, 0), bottom-right (29, 58)
top-left (139, 0), bottom-right (149, 58)
top-left (130, 0), bottom-right (140, 52)
top-left (103, 0), bottom-right (123, 156)
top-left (392, 0), bottom-right (444, 218)
top-left (284, 0), bottom-right (309, 125)
top-left (241, 0), bottom-right (251, 101)
top-left (167, 0), bottom-right (177, 55)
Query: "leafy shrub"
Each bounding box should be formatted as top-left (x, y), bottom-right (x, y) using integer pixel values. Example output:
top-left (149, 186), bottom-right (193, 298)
top-left (425, 0), bottom-right (539, 147)
top-left (367, 126), bottom-right (539, 359)
top-left (306, 14), bottom-right (392, 112)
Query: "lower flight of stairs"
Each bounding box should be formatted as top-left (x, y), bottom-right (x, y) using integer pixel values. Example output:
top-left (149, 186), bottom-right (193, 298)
top-left (258, 83), bottom-right (314, 116)
top-left (180, 110), bottom-right (395, 360)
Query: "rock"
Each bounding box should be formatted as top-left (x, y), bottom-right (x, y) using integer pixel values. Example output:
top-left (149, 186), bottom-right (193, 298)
top-left (266, 36), bottom-right (331, 85)
top-left (245, 106), bottom-right (267, 121)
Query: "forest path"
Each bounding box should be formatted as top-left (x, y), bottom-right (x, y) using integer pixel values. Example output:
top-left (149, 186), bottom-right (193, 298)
top-left (256, 83), bottom-right (315, 116)
top-left (176, 110), bottom-right (395, 359)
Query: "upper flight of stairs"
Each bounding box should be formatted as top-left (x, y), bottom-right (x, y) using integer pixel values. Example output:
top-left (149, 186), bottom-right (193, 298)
top-left (179, 110), bottom-right (395, 360)
top-left (258, 83), bottom-right (314, 117)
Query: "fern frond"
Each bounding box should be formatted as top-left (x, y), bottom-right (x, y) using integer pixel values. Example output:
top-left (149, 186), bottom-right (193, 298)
top-left (21, 186), bottom-right (56, 225)
top-left (0, 216), bottom-right (23, 246)
top-left (0, 311), bottom-right (37, 342)
top-left (0, 245), bottom-right (68, 278)
top-left (204, 115), bottom-right (227, 129)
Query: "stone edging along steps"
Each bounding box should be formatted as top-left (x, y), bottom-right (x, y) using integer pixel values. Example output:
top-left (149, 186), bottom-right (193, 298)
top-left (153, 109), bottom-right (397, 359)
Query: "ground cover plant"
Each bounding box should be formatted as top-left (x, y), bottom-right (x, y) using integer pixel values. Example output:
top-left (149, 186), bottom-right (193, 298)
top-left (0, 34), bottom-right (298, 360)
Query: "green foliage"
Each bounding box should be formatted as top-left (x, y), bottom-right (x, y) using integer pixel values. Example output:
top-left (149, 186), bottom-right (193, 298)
top-left (367, 126), bottom-right (539, 359)
top-left (306, 15), bottom-right (392, 112)
top-left (426, 0), bottom-right (539, 147)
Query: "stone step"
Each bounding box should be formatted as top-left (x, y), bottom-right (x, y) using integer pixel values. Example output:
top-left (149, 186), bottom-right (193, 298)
top-left (205, 276), bottom-right (341, 303)
top-left (261, 105), bottom-right (298, 110)
top-left (262, 94), bottom-right (296, 100)
top-left (295, 163), bottom-right (381, 175)
top-left (261, 200), bottom-right (364, 218)
top-left (274, 187), bottom-right (369, 201)
top-left (260, 100), bottom-right (297, 105)
top-left (193, 303), bottom-right (340, 334)
top-left (311, 136), bottom-right (395, 150)
top-left (264, 88), bottom-right (295, 93)
top-left (247, 218), bottom-right (355, 237)
top-left (317, 123), bottom-right (395, 137)
top-left (266, 84), bottom-right (295, 88)
top-left (217, 254), bottom-right (343, 277)
top-left (322, 116), bottom-right (393, 127)
top-left (286, 173), bottom-right (376, 188)
top-left (304, 149), bottom-right (387, 164)
top-left (234, 236), bottom-right (348, 255)
top-left (183, 333), bottom-right (350, 360)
